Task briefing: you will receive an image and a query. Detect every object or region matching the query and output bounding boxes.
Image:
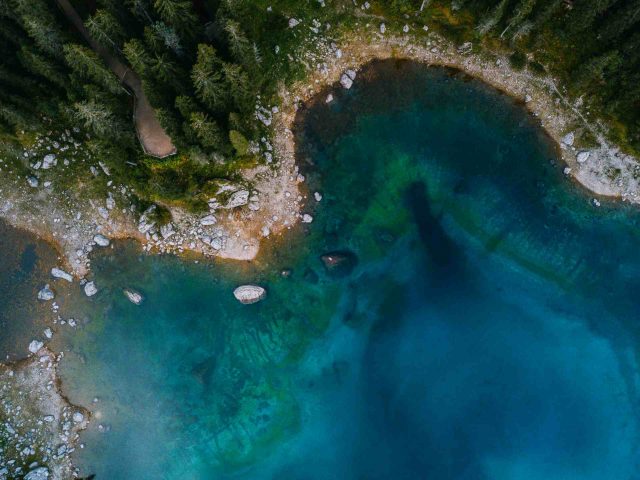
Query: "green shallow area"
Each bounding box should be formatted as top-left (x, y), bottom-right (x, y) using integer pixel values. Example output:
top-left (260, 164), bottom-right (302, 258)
top-left (5, 60), bottom-right (638, 479)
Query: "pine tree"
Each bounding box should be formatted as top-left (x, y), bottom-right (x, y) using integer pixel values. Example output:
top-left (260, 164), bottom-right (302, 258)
top-left (477, 0), bottom-right (511, 35)
top-left (74, 100), bottom-right (124, 138)
top-left (598, 0), bottom-right (640, 42)
top-left (573, 50), bottom-right (622, 90)
top-left (191, 44), bottom-right (228, 113)
top-left (190, 111), bottom-right (225, 150)
top-left (123, 39), bottom-right (151, 76)
top-left (153, 0), bottom-right (199, 37)
top-left (501, 0), bottom-right (537, 38)
top-left (86, 9), bottom-right (127, 52)
top-left (568, 0), bottom-right (618, 33)
top-left (222, 63), bottom-right (252, 113)
top-left (225, 20), bottom-right (253, 68)
top-left (63, 44), bottom-right (123, 95)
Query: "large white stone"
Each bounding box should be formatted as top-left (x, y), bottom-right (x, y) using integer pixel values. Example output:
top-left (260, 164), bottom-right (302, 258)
top-left (28, 340), bottom-right (44, 354)
top-left (340, 74), bottom-right (353, 89)
top-left (25, 467), bottom-right (49, 480)
top-left (233, 285), bottom-right (267, 304)
top-left (577, 151), bottom-right (590, 164)
top-left (93, 234), bottom-right (110, 247)
top-left (200, 214), bottom-right (217, 226)
top-left (37, 284), bottom-right (55, 301)
top-left (123, 289), bottom-right (143, 305)
top-left (84, 281), bottom-right (98, 297)
top-left (225, 190), bottom-right (250, 209)
top-left (51, 267), bottom-right (73, 282)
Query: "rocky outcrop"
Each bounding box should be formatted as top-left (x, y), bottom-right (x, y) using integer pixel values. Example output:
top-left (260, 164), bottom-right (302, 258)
top-left (233, 285), bottom-right (267, 304)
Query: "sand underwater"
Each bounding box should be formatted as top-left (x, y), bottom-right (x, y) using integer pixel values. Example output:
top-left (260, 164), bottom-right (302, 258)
top-left (2, 60), bottom-right (640, 479)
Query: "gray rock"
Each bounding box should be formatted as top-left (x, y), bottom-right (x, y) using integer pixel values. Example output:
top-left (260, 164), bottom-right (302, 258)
top-left (160, 223), bottom-right (175, 239)
top-left (37, 284), bottom-right (55, 301)
top-left (42, 154), bottom-right (56, 169)
top-left (93, 234), bottom-right (110, 247)
top-left (225, 190), bottom-right (250, 209)
top-left (73, 411), bottom-right (85, 423)
top-left (288, 18), bottom-right (300, 28)
top-left (200, 214), bottom-right (217, 226)
top-left (340, 74), bottom-right (353, 89)
top-left (84, 281), bottom-right (98, 297)
top-left (302, 214), bottom-right (313, 223)
top-left (51, 267), bottom-right (73, 282)
top-left (577, 151), bottom-right (590, 163)
top-left (380, 22), bottom-right (386, 33)
top-left (25, 467), bottom-right (49, 480)
top-left (123, 289), bottom-right (143, 305)
top-left (561, 132), bottom-right (575, 147)
top-left (233, 285), bottom-right (267, 304)
top-left (27, 176), bottom-right (39, 188)
top-left (28, 340), bottom-right (44, 354)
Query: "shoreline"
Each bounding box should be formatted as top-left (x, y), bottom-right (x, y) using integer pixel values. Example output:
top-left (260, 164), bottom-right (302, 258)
top-left (0, 348), bottom-right (89, 480)
top-left (1, 31), bottom-right (639, 279)
top-left (275, 31), bottom-right (640, 207)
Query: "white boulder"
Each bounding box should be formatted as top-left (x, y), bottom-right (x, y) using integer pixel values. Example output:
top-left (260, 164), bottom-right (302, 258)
top-left (84, 281), bottom-right (98, 297)
top-left (25, 467), bottom-right (49, 480)
top-left (51, 267), bottom-right (73, 282)
top-left (93, 234), bottom-right (110, 247)
top-left (576, 151), bottom-right (590, 164)
top-left (37, 284), bottom-right (55, 301)
top-left (233, 285), bottom-right (267, 304)
top-left (561, 132), bottom-right (575, 147)
top-left (123, 289), bottom-right (143, 305)
top-left (340, 74), bottom-right (353, 89)
top-left (200, 214), bottom-right (217, 226)
top-left (226, 190), bottom-right (250, 209)
top-left (42, 154), bottom-right (57, 169)
top-left (28, 340), bottom-right (44, 354)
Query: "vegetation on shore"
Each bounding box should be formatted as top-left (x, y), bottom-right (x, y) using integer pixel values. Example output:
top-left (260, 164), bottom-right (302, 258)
top-left (0, 0), bottom-right (638, 212)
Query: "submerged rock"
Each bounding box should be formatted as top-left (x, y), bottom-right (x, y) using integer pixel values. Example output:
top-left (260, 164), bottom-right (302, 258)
top-left (51, 267), bottom-right (73, 282)
top-left (123, 289), bottom-right (143, 305)
top-left (320, 250), bottom-right (358, 277)
top-left (37, 284), bottom-right (55, 301)
top-left (233, 285), bottom-right (267, 304)
top-left (84, 281), bottom-right (98, 297)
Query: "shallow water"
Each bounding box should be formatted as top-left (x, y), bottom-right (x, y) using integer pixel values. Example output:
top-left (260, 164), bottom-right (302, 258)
top-left (11, 60), bottom-right (640, 478)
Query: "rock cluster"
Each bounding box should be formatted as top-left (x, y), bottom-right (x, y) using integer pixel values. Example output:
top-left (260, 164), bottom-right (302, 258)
top-left (0, 350), bottom-right (88, 480)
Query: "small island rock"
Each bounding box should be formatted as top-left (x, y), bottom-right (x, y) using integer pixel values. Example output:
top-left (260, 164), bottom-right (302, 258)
top-left (51, 267), bottom-right (73, 282)
top-left (233, 285), bottom-right (266, 304)
top-left (123, 289), bottom-right (143, 305)
top-left (84, 281), bottom-right (98, 297)
top-left (28, 340), bottom-right (44, 354)
top-left (37, 284), bottom-right (55, 301)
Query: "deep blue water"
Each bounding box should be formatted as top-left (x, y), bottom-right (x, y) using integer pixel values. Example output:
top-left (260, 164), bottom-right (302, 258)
top-left (12, 60), bottom-right (640, 478)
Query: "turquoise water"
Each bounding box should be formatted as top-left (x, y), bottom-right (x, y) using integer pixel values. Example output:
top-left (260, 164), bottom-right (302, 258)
top-left (26, 60), bottom-right (640, 478)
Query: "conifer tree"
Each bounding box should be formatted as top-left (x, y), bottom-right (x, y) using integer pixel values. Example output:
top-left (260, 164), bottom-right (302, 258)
top-left (191, 44), bottom-right (228, 113)
top-left (63, 44), bottom-right (123, 96)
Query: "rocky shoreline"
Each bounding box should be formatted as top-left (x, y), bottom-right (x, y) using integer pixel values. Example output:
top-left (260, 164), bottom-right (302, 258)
top-left (1, 28), bottom-right (638, 283)
top-left (277, 29), bottom-right (640, 208)
top-left (0, 348), bottom-right (88, 480)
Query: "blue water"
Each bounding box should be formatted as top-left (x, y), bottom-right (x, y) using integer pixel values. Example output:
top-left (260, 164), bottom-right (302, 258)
top-left (45, 60), bottom-right (640, 478)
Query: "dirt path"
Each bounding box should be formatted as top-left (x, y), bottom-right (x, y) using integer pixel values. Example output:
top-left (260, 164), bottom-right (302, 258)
top-left (55, 0), bottom-right (176, 158)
